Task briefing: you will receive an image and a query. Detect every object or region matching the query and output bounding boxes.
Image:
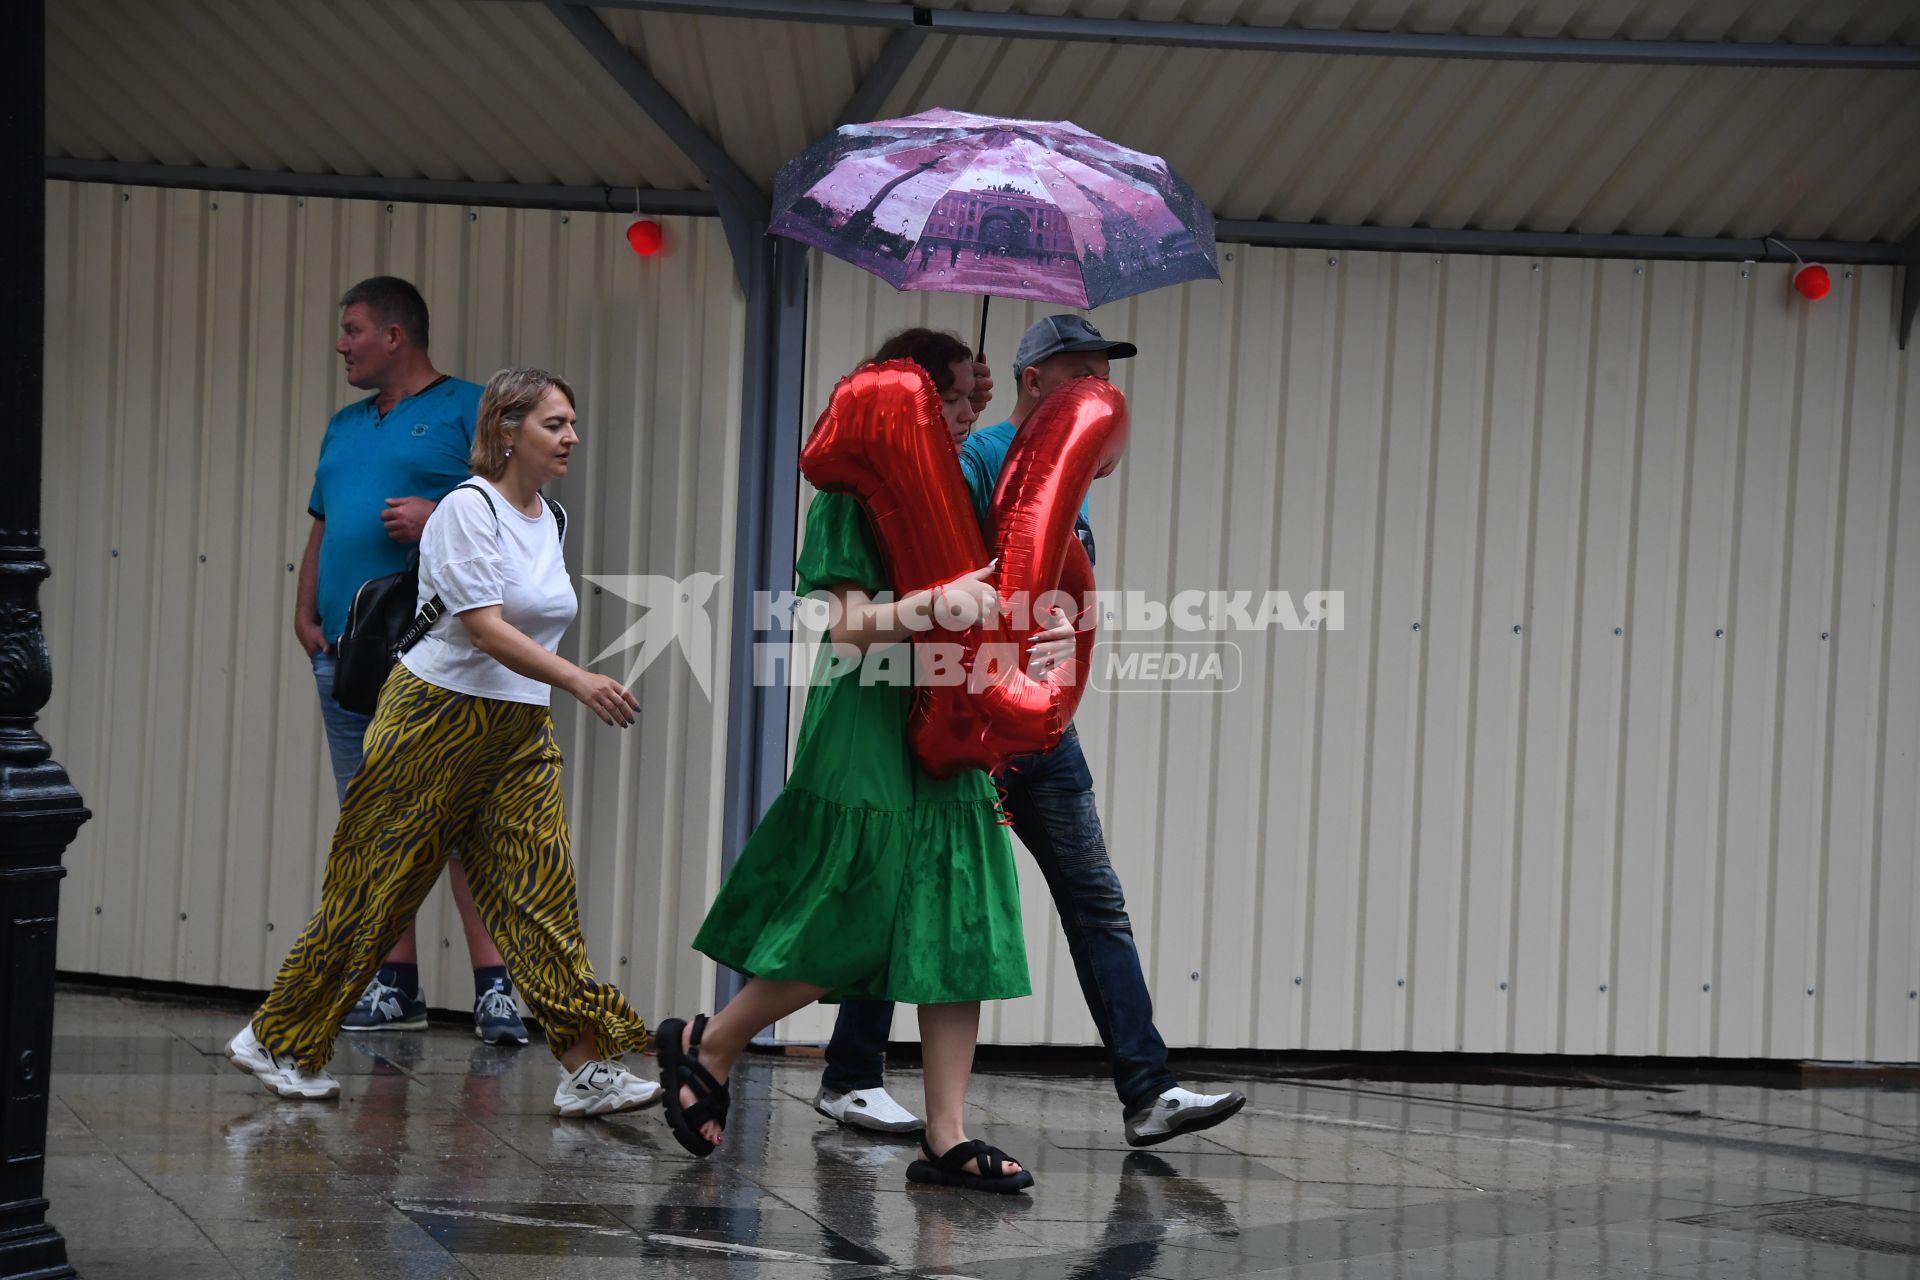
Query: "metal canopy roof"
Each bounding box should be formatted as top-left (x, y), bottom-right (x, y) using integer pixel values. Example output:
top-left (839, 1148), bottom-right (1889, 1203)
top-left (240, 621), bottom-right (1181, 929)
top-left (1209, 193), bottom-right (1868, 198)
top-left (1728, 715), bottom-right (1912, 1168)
top-left (43, 0), bottom-right (1920, 256)
top-left (47, 0), bottom-right (704, 189)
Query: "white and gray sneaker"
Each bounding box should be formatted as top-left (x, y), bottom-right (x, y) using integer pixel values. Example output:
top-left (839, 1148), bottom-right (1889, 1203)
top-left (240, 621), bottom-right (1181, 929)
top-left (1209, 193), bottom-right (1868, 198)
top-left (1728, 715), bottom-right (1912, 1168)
top-left (813, 1085), bottom-right (924, 1134)
top-left (1124, 1085), bottom-right (1247, 1147)
top-left (553, 1059), bottom-right (663, 1118)
top-left (224, 1024), bottom-right (341, 1100)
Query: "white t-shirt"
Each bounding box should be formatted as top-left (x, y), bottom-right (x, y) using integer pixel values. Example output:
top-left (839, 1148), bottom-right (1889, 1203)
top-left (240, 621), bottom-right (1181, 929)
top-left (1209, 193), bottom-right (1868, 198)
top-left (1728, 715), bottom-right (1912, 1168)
top-left (399, 479), bottom-right (576, 705)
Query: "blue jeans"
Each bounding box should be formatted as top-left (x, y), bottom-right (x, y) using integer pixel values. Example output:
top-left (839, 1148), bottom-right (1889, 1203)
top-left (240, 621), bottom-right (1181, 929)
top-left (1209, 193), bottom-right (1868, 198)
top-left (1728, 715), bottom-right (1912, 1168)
top-left (823, 725), bottom-right (1178, 1113)
top-left (310, 650), bottom-right (373, 804)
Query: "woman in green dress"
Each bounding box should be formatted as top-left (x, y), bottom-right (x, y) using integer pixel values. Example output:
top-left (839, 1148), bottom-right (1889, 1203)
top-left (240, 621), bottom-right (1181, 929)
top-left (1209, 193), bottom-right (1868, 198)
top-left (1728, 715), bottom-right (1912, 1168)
top-left (655, 330), bottom-right (1076, 1194)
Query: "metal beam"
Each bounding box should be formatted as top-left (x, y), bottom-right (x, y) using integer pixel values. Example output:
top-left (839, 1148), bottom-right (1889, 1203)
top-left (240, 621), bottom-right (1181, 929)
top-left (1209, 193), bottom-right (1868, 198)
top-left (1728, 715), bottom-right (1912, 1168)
top-left (45, 162), bottom-right (1906, 272)
top-left (542, 0), bottom-right (766, 289)
top-left (44, 158), bottom-right (719, 215)
top-left (591, 0), bottom-right (914, 23)
top-left (542, 1), bottom-right (757, 207)
top-left (1213, 219), bottom-right (1907, 266)
top-left (582, 0), bottom-right (1920, 70)
top-left (837, 25), bottom-right (928, 127)
top-left (926, 9), bottom-right (1920, 69)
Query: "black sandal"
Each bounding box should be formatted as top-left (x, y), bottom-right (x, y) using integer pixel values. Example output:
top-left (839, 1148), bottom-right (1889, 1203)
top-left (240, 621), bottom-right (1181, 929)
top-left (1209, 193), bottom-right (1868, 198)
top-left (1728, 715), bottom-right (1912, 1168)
top-left (655, 1015), bottom-right (730, 1158)
top-left (906, 1137), bottom-right (1035, 1194)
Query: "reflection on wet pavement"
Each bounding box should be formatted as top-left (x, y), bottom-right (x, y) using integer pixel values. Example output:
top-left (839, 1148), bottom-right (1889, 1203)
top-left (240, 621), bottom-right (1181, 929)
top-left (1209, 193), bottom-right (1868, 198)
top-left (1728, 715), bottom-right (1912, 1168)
top-left (46, 988), bottom-right (1920, 1278)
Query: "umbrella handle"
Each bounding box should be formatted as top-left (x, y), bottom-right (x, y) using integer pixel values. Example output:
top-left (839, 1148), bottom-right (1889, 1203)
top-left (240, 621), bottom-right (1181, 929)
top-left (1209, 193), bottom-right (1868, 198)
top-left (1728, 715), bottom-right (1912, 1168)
top-left (976, 294), bottom-right (991, 361)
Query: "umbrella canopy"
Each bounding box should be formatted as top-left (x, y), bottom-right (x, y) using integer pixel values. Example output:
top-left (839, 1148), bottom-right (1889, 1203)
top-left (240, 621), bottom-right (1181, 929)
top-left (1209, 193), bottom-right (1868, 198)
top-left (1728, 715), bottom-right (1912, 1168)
top-left (771, 108), bottom-right (1218, 311)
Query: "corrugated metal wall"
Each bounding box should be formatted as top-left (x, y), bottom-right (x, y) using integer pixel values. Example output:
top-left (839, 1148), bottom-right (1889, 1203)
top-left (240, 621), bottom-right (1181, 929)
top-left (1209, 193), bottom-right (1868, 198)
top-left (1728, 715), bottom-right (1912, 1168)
top-left (40, 184), bottom-right (1918, 1060)
top-left (795, 248), bottom-right (1918, 1061)
top-left (40, 182), bottom-right (745, 1023)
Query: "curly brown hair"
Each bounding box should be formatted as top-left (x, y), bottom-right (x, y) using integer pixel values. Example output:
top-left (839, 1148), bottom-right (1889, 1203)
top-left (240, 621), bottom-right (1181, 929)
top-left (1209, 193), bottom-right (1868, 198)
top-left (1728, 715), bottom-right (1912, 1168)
top-left (871, 328), bottom-right (973, 394)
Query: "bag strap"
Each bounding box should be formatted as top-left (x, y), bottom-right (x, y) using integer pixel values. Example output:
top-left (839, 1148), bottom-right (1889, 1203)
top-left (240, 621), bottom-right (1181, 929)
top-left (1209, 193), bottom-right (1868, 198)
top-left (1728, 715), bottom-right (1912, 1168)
top-left (393, 482), bottom-right (564, 657)
top-left (452, 479), bottom-right (497, 522)
top-left (453, 481), bottom-right (564, 543)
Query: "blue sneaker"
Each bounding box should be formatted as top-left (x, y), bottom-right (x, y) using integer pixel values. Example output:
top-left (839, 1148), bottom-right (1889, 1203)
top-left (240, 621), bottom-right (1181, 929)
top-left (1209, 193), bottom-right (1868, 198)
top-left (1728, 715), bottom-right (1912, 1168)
top-left (475, 980), bottom-right (530, 1046)
top-left (341, 975), bottom-right (428, 1031)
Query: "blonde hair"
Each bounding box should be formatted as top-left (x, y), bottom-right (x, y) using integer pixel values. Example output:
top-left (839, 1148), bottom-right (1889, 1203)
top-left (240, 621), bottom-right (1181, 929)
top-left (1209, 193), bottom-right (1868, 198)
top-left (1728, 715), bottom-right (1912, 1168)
top-left (470, 368), bottom-right (577, 479)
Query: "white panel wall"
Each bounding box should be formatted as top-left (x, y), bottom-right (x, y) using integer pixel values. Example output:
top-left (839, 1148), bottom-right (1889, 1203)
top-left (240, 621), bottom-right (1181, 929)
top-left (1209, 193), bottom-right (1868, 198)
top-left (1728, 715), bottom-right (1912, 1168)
top-left (41, 183), bottom-right (744, 1023)
top-left (41, 188), bottom-right (1919, 1061)
top-left (798, 248), bottom-right (1919, 1061)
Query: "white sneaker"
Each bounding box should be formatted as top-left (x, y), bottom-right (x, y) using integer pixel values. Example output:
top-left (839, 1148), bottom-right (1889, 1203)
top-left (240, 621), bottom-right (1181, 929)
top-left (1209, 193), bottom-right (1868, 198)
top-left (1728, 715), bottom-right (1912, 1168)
top-left (224, 1024), bottom-right (341, 1101)
top-left (813, 1085), bottom-right (924, 1134)
top-left (1124, 1085), bottom-right (1247, 1147)
top-left (553, 1059), bottom-right (663, 1117)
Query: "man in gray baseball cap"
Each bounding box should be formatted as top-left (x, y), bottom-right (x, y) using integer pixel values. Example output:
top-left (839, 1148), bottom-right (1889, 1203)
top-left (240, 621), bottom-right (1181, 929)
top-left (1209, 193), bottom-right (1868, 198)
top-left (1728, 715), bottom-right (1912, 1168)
top-left (1013, 313), bottom-right (1139, 371)
top-left (814, 315), bottom-right (1247, 1149)
top-left (965, 314), bottom-right (1137, 564)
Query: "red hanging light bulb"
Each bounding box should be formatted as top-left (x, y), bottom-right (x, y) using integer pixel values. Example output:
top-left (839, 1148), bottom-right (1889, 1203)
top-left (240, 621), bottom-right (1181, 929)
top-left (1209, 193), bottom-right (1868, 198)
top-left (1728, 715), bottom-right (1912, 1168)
top-left (1769, 237), bottom-right (1830, 303)
top-left (1792, 262), bottom-right (1831, 301)
top-left (626, 219), bottom-right (664, 257)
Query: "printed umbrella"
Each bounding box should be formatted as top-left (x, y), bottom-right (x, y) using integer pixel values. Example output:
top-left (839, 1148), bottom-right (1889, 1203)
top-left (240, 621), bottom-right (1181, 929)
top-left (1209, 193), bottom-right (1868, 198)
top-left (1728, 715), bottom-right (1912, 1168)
top-left (770, 108), bottom-right (1218, 316)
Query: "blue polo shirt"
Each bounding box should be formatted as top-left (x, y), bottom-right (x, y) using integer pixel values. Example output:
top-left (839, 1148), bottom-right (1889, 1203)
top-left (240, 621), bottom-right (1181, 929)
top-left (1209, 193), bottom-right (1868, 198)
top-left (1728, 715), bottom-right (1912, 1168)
top-left (959, 418), bottom-right (1096, 563)
top-left (308, 376), bottom-right (482, 641)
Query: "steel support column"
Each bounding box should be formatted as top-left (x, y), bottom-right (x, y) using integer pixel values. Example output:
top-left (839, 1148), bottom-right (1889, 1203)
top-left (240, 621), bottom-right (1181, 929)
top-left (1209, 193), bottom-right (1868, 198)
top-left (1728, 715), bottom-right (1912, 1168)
top-left (1901, 231), bottom-right (1918, 351)
top-left (1, 4), bottom-right (86, 1279)
top-left (716, 233), bottom-right (809, 1009)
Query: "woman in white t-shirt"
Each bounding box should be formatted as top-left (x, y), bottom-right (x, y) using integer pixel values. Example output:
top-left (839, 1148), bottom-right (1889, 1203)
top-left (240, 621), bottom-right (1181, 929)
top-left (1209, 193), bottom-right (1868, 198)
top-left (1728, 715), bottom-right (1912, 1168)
top-left (228, 368), bottom-right (658, 1118)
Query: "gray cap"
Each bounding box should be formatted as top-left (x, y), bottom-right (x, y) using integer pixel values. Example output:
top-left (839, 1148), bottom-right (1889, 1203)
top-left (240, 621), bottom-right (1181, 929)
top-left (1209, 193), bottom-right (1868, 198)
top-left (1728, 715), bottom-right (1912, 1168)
top-left (1012, 314), bottom-right (1138, 377)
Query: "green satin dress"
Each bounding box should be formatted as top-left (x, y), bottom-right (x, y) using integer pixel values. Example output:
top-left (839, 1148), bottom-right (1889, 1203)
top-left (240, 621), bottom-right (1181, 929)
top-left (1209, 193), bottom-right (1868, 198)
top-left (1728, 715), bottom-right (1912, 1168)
top-left (692, 492), bottom-right (1030, 1004)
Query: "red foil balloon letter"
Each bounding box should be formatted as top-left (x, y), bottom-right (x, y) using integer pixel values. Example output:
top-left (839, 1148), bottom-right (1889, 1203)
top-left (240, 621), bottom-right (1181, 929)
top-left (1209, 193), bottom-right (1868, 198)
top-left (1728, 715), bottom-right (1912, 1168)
top-left (799, 362), bottom-right (1129, 777)
top-left (798, 360), bottom-right (988, 598)
top-left (913, 378), bottom-right (1126, 775)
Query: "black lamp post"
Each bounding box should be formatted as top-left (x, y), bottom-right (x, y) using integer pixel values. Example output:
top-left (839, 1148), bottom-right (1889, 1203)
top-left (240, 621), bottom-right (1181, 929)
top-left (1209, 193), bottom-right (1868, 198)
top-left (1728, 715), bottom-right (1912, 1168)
top-left (0, 4), bottom-right (87, 1277)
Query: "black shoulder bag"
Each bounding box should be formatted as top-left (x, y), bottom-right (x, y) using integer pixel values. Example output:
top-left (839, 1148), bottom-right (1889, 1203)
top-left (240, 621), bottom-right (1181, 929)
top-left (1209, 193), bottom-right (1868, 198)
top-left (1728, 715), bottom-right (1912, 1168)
top-left (330, 483), bottom-right (568, 714)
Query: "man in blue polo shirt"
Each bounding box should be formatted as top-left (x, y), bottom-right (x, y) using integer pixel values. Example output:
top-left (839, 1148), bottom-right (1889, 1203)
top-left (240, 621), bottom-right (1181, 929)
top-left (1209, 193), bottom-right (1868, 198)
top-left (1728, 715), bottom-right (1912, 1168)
top-left (813, 315), bottom-right (1247, 1148)
top-left (294, 275), bottom-right (527, 1045)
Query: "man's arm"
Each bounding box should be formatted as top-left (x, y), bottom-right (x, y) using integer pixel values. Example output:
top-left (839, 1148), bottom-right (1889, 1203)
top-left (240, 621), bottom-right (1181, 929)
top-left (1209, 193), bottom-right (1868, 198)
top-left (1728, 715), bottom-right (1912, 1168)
top-left (294, 517), bottom-right (328, 655)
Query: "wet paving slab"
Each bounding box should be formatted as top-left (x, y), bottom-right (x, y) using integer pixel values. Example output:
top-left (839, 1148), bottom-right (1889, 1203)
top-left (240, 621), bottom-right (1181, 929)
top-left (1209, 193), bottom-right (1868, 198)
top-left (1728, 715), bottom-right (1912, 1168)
top-left (43, 987), bottom-right (1920, 1278)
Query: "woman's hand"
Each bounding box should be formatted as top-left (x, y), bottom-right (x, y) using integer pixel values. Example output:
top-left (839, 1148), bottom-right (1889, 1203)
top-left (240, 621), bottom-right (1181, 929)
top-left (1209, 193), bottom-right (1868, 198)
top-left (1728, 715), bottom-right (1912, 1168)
top-left (1026, 605), bottom-right (1077, 678)
top-left (931, 562), bottom-right (1002, 631)
top-left (569, 671), bottom-right (639, 728)
top-left (829, 563), bottom-right (1004, 650)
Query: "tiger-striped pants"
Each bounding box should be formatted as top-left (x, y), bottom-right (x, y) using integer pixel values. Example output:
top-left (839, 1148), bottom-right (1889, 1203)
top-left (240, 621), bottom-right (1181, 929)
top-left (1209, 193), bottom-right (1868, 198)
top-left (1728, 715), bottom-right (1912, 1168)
top-left (253, 666), bottom-right (649, 1072)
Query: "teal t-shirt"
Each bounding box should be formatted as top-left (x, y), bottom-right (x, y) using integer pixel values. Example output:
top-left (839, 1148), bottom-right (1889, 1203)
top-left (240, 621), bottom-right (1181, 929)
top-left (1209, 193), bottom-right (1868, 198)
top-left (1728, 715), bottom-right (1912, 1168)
top-left (958, 417), bottom-right (1094, 526)
top-left (308, 376), bottom-right (483, 640)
